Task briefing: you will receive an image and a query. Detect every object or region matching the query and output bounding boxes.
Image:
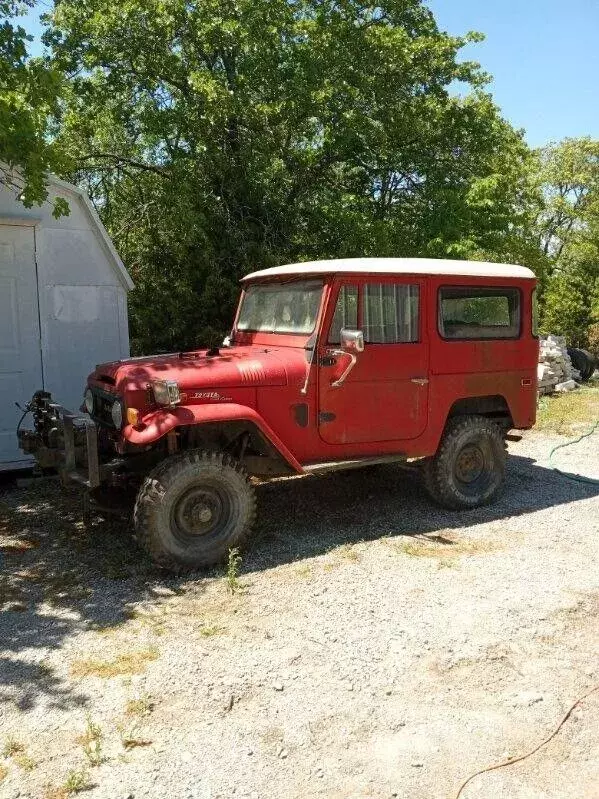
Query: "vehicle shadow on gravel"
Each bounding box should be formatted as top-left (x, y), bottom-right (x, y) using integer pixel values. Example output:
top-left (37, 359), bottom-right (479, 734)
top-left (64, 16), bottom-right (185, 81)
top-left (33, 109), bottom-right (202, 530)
top-left (246, 453), bottom-right (599, 570)
top-left (1, 452), bottom-right (597, 710)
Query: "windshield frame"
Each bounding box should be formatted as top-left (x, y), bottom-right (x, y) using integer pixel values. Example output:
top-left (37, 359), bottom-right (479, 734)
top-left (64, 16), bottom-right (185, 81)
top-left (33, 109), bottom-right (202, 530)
top-left (234, 278), bottom-right (325, 338)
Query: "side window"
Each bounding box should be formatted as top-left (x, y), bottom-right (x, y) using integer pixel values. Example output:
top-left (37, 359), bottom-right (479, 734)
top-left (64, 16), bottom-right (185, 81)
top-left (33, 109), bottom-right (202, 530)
top-left (439, 287), bottom-right (521, 340)
top-left (363, 283), bottom-right (419, 343)
top-left (328, 285), bottom-right (358, 343)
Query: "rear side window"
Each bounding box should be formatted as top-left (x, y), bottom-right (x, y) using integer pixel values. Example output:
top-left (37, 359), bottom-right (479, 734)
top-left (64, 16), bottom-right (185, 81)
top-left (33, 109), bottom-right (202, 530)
top-left (363, 283), bottom-right (419, 343)
top-left (439, 287), bottom-right (521, 340)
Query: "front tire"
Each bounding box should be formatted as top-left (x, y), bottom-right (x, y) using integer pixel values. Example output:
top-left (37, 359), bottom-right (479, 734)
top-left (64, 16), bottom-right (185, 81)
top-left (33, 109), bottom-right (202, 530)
top-left (134, 450), bottom-right (256, 572)
top-left (422, 415), bottom-right (506, 510)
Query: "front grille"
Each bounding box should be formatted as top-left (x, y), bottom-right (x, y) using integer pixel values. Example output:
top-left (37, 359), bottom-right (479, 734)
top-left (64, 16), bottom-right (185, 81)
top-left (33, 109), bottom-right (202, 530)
top-left (90, 389), bottom-right (117, 428)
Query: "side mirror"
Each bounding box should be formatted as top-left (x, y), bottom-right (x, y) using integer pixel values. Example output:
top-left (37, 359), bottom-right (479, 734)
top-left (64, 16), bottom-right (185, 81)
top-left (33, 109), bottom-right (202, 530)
top-left (340, 328), bottom-right (364, 353)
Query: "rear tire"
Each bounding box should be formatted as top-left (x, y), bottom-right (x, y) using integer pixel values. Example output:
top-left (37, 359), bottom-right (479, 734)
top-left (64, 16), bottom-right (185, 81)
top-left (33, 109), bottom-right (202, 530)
top-left (134, 450), bottom-right (256, 572)
top-left (422, 416), bottom-right (506, 510)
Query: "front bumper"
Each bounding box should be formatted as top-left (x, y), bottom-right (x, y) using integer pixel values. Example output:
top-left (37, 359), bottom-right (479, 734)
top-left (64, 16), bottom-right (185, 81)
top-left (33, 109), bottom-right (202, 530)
top-left (19, 402), bottom-right (102, 489)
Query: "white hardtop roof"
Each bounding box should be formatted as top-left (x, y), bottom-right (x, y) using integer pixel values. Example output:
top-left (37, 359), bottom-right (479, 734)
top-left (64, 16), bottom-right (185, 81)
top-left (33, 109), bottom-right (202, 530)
top-left (242, 258), bottom-right (535, 282)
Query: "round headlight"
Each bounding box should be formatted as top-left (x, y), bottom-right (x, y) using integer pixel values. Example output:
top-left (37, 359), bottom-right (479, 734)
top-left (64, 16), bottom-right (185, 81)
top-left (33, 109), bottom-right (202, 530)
top-left (111, 400), bottom-right (123, 429)
top-left (84, 388), bottom-right (94, 414)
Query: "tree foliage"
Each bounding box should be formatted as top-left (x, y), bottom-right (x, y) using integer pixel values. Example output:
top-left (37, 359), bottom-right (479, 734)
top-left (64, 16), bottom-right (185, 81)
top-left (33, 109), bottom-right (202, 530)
top-left (534, 138), bottom-right (599, 345)
top-left (45, 0), bottom-right (534, 352)
top-left (0, 0), bottom-right (67, 213)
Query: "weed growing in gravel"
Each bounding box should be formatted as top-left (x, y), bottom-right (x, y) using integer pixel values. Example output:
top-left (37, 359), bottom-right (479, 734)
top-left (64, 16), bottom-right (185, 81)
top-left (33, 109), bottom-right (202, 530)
top-left (2, 736), bottom-right (25, 757)
top-left (125, 695), bottom-right (154, 717)
top-left (43, 769), bottom-right (91, 799)
top-left (393, 534), bottom-right (497, 561)
top-left (14, 752), bottom-right (36, 771)
top-left (199, 623), bottom-right (225, 637)
top-left (295, 564), bottom-right (312, 578)
top-left (122, 607), bottom-right (167, 636)
top-left (62, 768), bottom-right (91, 793)
top-left (77, 715), bottom-right (104, 766)
top-left (226, 547), bottom-right (242, 595)
top-left (117, 718), bottom-right (152, 750)
top-left (336, 543), bottom-right (361, 562)
top-left (70, 647), bottom-right (159, 678)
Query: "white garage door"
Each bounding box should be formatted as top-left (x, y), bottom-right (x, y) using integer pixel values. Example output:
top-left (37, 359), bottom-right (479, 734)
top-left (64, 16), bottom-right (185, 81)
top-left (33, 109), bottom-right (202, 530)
top-left (0, 225), bottom-right (43, 467)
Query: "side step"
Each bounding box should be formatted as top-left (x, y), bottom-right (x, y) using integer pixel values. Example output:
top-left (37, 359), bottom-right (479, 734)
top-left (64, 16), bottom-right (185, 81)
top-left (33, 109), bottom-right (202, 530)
top-left (303, 453), bottom-right (409, 475)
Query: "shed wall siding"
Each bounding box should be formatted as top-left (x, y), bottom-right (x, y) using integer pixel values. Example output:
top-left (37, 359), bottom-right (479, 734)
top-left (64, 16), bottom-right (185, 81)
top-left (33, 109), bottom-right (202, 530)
top-left (0, 178), bottom-right (132, 465)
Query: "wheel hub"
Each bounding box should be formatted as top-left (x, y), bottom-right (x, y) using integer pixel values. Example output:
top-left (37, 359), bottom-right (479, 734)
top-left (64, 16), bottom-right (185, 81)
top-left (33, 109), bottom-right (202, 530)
top-left (173, 487), bottom-right (224, 537)
top-left (454, 445), bottom-right (485, 484)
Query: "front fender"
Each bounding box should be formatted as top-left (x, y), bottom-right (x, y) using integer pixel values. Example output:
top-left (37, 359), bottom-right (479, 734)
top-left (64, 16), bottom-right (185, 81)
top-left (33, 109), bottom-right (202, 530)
top-left (123, 403), bottom-right (303, 473)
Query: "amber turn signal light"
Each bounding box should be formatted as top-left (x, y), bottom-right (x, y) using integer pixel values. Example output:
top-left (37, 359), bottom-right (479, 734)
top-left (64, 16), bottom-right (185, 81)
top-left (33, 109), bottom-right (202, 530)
top-left (127, 408), bottom-right (140, 426)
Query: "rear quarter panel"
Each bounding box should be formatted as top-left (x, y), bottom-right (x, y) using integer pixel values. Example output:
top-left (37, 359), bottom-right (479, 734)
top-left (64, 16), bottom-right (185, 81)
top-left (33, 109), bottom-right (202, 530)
top-left (426, 275), bottom-right (538, 450)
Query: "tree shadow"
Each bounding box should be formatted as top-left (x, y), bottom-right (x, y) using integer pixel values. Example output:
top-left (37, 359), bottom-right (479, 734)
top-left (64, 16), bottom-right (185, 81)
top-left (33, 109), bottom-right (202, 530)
top-left (1, 451), bottom-right (597, 711)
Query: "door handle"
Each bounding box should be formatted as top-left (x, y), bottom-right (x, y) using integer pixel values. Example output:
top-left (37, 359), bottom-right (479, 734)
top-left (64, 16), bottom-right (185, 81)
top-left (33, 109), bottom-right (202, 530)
top-left (326, 349), bottom-right (358, 388)
top-left (410, 377), bottom-right (429, 385)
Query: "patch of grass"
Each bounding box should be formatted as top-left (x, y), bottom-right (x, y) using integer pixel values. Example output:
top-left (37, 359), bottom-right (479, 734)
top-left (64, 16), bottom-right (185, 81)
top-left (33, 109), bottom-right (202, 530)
top-left (62, 768), bottom-right (91, 793)
top-left (199, 624), bottom-right (225, 637)
top-left (536, 385), bottom-right (599, 435)
top-left (2, 736), bottom-right (25, 757)
top-left (14, 752), bottom-right (36, 771)
top-left (295, 564), bottom-right (312, 579)
top-left (121, 608), bottom-right (167, 636)
top-left (70, 647), bottom-right (159, 679)
top-left (125, 695), bottom-right (154, 717)
top-left (226, 547), bottom-right (242, 595)
top-left (77, 716), bottom-right (104, 766)
top-left (335, 543), bottom-right (361, 562)
top-left (390, 533), bottom-right (497, 562)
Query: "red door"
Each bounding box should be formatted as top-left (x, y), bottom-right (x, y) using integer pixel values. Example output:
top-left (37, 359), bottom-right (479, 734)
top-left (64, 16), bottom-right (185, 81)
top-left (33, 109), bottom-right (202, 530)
top-left (318, 278), bottom-right (429, 446)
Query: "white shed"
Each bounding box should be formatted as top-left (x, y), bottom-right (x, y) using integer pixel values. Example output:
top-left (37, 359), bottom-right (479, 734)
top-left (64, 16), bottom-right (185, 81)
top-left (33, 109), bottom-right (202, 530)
top-left (0, 174), bottom-right (133, 469)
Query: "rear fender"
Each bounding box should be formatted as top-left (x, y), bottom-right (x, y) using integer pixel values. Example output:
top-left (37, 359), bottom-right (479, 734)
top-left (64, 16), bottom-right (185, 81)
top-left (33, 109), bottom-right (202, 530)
top-left (123, 403), bottom-right (303, 473)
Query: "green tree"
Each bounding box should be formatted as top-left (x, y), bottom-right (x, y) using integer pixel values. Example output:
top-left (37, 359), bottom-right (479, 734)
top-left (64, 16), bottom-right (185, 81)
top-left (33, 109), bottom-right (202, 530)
top-left (46, 0), bottom-right (534, 352)
top-left (533, 138), bottom-right (599, 268)
top-left (541, 263), bottom-right (599, 347)
top-left (0, 0), bottom-right (67, 213)
top-left (534, 138), bottom-right (599, 344)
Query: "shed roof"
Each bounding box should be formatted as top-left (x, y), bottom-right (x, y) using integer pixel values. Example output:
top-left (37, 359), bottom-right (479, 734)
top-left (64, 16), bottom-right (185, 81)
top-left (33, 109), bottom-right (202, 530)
top-left (242, 258), bottom-right (536, 283)
top-left (0, 168), bottom-right (133, 291)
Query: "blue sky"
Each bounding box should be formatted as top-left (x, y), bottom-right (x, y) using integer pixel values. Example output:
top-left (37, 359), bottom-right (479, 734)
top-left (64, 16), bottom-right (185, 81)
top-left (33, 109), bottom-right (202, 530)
top-left (427, 0), bottom-right (599, 146)
top-left (19, 0), bottom-right (599, 148)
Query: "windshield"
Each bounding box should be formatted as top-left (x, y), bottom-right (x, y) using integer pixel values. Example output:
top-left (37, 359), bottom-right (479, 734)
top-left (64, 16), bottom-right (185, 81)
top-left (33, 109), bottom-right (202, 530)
top-left (237, 280), bottom-right (323, 334)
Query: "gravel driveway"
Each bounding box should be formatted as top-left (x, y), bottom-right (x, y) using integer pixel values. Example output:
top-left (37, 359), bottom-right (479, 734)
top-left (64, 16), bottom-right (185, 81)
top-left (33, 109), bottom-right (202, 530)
top-left (1, 429), bottom-right (598, 799)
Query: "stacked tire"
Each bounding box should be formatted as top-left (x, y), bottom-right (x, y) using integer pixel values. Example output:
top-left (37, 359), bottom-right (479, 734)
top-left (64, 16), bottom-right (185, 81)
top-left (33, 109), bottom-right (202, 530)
top-left (567, 348), bottom-right (597, 382)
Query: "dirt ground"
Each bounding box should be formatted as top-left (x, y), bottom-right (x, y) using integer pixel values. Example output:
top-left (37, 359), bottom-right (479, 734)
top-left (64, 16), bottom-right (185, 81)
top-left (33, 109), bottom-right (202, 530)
top-left (1, 425), bottom-right (598, 799)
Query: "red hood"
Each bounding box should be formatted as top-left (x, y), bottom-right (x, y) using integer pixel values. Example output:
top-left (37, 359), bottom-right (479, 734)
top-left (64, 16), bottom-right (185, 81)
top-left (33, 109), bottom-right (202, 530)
top-left (90, 345), bottom-right (309, 392)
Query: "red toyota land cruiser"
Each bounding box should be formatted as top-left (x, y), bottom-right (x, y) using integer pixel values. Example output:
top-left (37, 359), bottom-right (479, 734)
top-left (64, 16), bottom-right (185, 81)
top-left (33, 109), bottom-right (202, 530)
top-left (19, 258), bottom-right (538, 572)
